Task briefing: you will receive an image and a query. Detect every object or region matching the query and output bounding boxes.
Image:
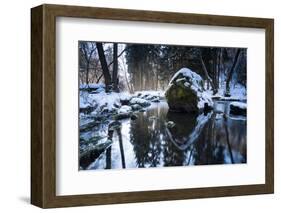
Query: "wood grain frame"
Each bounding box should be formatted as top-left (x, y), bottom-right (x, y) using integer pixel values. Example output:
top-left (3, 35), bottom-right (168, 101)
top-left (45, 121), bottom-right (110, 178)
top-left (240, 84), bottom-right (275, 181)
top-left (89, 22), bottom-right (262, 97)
top-left (31, 4), bottom-right (274, 208)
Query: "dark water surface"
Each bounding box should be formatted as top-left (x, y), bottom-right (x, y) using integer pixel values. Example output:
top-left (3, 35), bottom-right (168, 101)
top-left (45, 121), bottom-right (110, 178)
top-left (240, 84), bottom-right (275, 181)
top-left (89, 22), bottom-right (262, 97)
top-left (80, 100), bottom-right (246, 170)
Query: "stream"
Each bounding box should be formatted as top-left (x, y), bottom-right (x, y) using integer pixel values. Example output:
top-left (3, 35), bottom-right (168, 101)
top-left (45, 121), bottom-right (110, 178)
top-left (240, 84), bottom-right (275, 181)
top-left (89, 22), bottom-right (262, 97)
top-left (80, 100), bottom-right (247, 170)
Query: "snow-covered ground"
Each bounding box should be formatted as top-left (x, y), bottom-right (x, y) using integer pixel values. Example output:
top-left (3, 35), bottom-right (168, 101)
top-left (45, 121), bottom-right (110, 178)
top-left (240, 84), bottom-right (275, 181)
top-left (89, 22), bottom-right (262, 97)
top-left (80, 84), bottom-right (131, 112)
top-left (79, 83), bottom-right (105, 91)
top-left (79, 84), bottom-right (166, 126)
top-left (207, 83), bottom-right (247, 101)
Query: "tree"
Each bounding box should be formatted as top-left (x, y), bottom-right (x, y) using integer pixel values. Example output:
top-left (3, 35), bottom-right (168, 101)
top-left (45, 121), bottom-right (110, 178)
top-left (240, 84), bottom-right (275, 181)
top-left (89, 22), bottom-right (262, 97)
top-left (126, 44), bottom-right (162, 91)
top-left (199, 50), bottom-right (218, 94)
top-left (96, 45), bottom-right (127, 87)
top-left (112, 43), bottom-right (119, 92)
top-left (225, 49), bottom-right (241, 97)
top-left (96, 42), bottom-right (112, 92)
top-left (79, 42), bottom-right (96, 85)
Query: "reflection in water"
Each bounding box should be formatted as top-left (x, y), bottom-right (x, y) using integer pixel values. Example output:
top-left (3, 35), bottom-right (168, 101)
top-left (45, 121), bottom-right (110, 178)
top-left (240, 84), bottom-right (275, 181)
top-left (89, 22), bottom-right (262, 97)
top-left (82, 100), bottom-right (246, 170)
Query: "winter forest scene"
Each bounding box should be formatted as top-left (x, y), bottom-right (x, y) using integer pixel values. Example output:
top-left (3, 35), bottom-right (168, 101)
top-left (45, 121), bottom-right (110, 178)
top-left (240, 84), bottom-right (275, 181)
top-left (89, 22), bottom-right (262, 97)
top-left (79, 41), bottom-right (247, 170)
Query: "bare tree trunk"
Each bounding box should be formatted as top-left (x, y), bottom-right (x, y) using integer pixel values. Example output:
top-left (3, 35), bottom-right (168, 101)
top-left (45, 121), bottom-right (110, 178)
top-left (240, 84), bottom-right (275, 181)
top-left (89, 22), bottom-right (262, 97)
top-left (96, 42), bottom-right (112, 92)
top-left (216, 49), bottom-right (221, 90)
top-left (156, 68), bottom-right (159, 91)
top-left (96, 73), bottom-right (103, 83)
top-left (200, 52), bottom-right (218, 94)
top-left (80, 42), bottom-right (96, 86)
top-left (212, 59), bottom-right (217, 90)
top-left (139, 64), bottom-right (142, 91)
top-left (124, 70), bottom-right (133, 93)
top-left (112, 43), bottom-right (119, 92)
top-left (225, 49), bottom-right (241, 97)
top-left (219, 48), bottom-right (224, 88)
top-left (85, 62), bottom-right (90, 85)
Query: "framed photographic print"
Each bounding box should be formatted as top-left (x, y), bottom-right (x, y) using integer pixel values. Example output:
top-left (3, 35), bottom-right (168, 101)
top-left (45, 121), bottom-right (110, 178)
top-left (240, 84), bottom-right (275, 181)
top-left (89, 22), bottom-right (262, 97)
top-left (31, 4), bottom-right (274, 208)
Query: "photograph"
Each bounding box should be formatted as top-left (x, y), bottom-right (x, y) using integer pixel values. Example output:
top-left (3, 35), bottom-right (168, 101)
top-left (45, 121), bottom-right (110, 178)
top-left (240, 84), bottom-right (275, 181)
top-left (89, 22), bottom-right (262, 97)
top-left (78, 41), bottom-right (247, 170)
top-left (29, 3), bottom-right (274, 208)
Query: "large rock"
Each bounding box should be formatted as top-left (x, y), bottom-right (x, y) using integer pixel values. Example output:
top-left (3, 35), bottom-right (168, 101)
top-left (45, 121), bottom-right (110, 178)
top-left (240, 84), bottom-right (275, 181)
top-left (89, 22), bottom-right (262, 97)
top-left (165, 68), bottom-right (213, 113)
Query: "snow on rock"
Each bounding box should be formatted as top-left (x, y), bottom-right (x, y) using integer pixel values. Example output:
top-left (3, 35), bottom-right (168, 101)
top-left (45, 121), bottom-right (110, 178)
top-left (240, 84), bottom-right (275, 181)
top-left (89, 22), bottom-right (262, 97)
top-left (79, 84), bottom-right (132, 115)
top-left (151, 96), bottom-right (160, 102)
top-left (169, 68), bottom-right (203, 90)
top-left (135, 90), bottom-right (165, 99)
top-left (129, 97), bottom-right (151, 107)
top-left (230, 102), bottom-right (247, 109)
top-left (229, 101), bottom-right (247, 116)
top-left (131, 104), bottom-right (142, 111)
top-left (79, 83), bottom-right (158, 123)
top-left (134, 91), bottom-right (163, 103)
top-left (197, 91), bottom-right (214, 110)
top-left (165, 68), bottom-right (213, 113)
top-left (118, 105), bottom-right (132, 114)
top-left (80, 94), bottom-right (94, 109)
top-left (120, 93), bottom-right (132, 105)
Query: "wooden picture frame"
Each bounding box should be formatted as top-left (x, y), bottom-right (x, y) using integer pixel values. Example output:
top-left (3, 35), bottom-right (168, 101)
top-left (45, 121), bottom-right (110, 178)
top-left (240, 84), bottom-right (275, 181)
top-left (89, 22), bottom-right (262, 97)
top-left (31, 4), bottom-right (274, 208)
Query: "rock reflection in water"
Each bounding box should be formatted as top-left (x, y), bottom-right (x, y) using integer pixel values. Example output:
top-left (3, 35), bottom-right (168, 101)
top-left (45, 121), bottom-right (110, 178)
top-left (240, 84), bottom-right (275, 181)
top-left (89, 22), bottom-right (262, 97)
top-left (86, 100), bottom-right (246, 170)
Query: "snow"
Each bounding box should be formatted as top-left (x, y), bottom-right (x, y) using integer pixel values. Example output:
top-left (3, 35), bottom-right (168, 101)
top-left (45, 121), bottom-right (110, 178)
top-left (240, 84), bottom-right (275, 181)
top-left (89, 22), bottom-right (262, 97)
top-left (135, 90), bottom-right (165, 99)
top-left (129, 97), bottom-right (151, 107)
top-left (230, 84), bottom-right (247, 100)
top-left (79, 84), bottom-right (131, 113)
top-left (120, 94), bottom-right (131, 102)
top-left (118, 105), bottom-right (132, 114)
top-left (197, 91), bottom-right (214, 109)
top-left (230, 101), bottom-right (247, 109)
top-left (79, 83), bottom-right (105, 91)
top-left (169, 68), bottom-right (202, 89)
top-left (80, 93), bottom-right (94, 109)
top-left (207, 83), bottom-right (247, 101)
top-left (79, 84), bottom-right (162, 122)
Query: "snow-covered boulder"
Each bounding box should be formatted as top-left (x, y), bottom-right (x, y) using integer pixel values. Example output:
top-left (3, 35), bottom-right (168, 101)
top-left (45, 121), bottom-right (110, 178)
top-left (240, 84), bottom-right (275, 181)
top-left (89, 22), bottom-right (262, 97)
top-left (120, 94), bottom-right (132, 105)
top-left (151, 96), bottom-right (160, 102)
top-left (115, 105), bottom-right (138, 120)
top-left (131, 104), bottom-right (142, 111)
top-left (229, 102), bottom-right (247, 116)
top-left (114, 105), bottom-right (133, 120)
top-left (117, 105), bottom-right (132, 114)
top-left (165, 68), bottom-right (213, 113)
top-left (129, 97), bottom-right (151, 107)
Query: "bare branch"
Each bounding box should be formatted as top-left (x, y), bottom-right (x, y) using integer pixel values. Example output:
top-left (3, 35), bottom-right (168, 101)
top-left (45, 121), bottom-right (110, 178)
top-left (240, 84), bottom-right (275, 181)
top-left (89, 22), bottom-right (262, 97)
top-left (107, 47), bottom-right (127, 67)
